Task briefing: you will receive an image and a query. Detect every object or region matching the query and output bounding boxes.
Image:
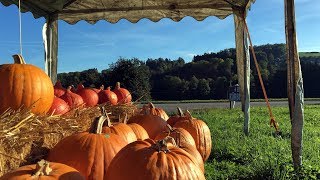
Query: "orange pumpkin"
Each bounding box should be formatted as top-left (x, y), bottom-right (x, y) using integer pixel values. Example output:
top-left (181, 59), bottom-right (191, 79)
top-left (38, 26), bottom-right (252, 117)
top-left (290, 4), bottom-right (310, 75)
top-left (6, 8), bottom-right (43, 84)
top-left (128, 114), bottom-right (168, 139)
top-left (0, 54), bottom-right (54, 115)
top-left (48, 96), bottom-right (70, 115)
top-left (127, 123), bottom-right (149, 140)
top-left (154, 124), bottom-right (196, 149)
top-left (98, 85), bottom-right (118, 105)
top-left (106, 137), bottom-right (205, 180)
top-left (54, 80), bottom-right (66, 97)
top-left (173, 110), bottom-right (212, 161)
top-left (167, 107), bottom-right (185, 126)
top-left (101, 110), bottom-right (137, 144)
top-left (113, 82), bottom-right (132, 104)
top-left (60, 86), bottom-right (84, 108)
top-left (140, 102), bottom-right (169, 120)
top-left (47, 113), bottom-right (127, 179)
top-left (0, 159), bottom-right (85, 180)
top-left (76, 84), bottom-right (99, 107)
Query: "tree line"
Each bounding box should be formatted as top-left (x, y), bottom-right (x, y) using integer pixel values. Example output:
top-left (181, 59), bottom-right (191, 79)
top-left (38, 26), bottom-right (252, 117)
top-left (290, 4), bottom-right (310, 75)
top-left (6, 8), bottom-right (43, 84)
top-left (57, 43), bottom-right (320, 101)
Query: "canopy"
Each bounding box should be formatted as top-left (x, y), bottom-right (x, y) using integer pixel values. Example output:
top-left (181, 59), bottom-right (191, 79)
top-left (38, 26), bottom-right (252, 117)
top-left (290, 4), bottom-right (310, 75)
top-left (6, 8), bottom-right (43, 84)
top-left (0, 0), bottom-right (255, 24)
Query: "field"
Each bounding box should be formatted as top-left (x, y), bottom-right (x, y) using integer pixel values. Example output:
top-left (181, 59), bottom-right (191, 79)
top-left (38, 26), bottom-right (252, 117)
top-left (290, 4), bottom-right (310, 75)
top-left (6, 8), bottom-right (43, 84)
top-left (299, 52), bottom-right (320, 57)
top-left (191, 105), bottom-right (320, 179)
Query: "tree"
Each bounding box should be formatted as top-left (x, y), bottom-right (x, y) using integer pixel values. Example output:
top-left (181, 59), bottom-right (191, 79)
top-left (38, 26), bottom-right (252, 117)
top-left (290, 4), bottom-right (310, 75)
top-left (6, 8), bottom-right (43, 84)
top-left (197, 79), bottom-right (210, 99)
top-left (109, 58), bottom-right (151, 101)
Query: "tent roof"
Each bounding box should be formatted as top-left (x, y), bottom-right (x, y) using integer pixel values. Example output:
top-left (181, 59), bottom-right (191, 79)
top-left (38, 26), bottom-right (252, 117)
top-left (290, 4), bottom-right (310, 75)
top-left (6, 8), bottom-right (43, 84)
top-left (0, 0), bottom-right (255, 24)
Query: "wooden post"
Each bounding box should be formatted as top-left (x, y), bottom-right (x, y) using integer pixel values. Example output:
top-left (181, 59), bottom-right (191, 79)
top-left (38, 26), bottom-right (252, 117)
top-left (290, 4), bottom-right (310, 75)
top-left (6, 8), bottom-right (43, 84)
top-left (234, 10), bottom-right (251, 135)
top-left (285, 0), bottom-right (304, 169)
top-left (43, 16), bottom-right (58, 84)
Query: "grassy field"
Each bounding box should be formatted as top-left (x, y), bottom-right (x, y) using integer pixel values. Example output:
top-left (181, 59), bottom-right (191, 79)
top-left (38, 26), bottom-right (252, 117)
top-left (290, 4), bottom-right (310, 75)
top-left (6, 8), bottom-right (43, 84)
top-left (299, 52), bottom-right (320, 57)
top-left (190, 105), bottom-right (320, 179)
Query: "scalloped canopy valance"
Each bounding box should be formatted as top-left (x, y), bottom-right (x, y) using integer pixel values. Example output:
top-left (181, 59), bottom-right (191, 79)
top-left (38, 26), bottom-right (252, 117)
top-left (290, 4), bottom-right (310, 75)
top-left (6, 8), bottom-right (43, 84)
top-left (0, 0), bottom-right (255, 24)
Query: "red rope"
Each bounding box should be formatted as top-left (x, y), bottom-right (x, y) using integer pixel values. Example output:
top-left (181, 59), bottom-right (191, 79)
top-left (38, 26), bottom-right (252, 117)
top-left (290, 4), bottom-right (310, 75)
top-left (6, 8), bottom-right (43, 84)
top-left (243, 18), bottom-right (280, 133)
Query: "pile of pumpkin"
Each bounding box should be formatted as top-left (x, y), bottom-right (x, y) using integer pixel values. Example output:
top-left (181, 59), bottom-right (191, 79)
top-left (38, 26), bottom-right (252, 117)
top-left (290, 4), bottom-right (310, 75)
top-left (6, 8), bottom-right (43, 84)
top-left (0, 55), bottom-right (212, 179)
top-left (1, 104), bottom-right (212, 179)
top-left (50, 81), bottom-right (132, 116)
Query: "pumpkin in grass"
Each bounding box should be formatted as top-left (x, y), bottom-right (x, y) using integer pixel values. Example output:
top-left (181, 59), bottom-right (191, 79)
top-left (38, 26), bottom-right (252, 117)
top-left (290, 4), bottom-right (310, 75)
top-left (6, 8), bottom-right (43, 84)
top-left (98, 85), bottom-right (118, 105)
top-left (167, 107), bottom-right (185, 126)
top-left (47, 111), bottom-right (127, 179)
top-left (101, 110), bottom-right (137, 144)
top-left (154, 124), bottom-right (196, 149)
top-left (154, 124), bottom-right (204, 172)
top-left (127, 123), bottom-right (149, 140)
top-left (48, 96), bottom-right (70, 115)
top-left (128, 114), bottom-right (168, 139)
top-left (0, 54), bottom-right (54, 115)
top-left (113, 82), bottom-right (132, 104)
top-left (60, 86), bottom-right (84, 108)
top-left (76, 84), bottom-right (99, 107)
top-left (54, 80), bottom-right (66, 97)
top-left (0, 159), bottom-right (85, 180)
top-left (173, 110), bottom-right (212, 161)
top-left (140, 102), bottom-right (169, 120)
top-left (106, 137), bottom-right (205, 180)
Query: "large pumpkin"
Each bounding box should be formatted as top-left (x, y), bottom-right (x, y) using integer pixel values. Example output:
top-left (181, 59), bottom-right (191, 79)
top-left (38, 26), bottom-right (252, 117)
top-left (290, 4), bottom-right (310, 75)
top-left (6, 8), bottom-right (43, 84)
top-left (0, 54), bottom-right (54, 115)
top-left (0, 159), bottom-right (85, 180)
top-left (106, 137), bottom-right (205, 180)
top-left (47, 113), bottom-right (127, 179)
top-left (173, 110), bottom-right (212, 161)
top-left (127, 123), bottom-right (149, 140)
top-left (128, 114), bottom-right (168, 139)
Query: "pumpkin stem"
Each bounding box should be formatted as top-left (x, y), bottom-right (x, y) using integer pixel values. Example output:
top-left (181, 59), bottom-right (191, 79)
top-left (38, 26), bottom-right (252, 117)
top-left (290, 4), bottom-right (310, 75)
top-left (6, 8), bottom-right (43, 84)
top-left (154, 136), bottom-right (177, 153)
top-left (122, 113), bottom-right (128, 124)
top-left (115, 82), bottom-right (121, 89)
top-left (13, 54), bottom-right (27, 64)
top-left (177, 107), bottom-right (184, 117)
top-left (100, 85), bottom-right (104, 90)
top-left (32, 159), bottom-right (52, 177)
top-left (185, 110), bottom-right (193, 120)
top-left (106, 86), bottom-right (111, 90)
top-left (100, 106), bottom-right (112, 127)
top-left (148, 102), bottom-right (155, 109)
top-left (89, 107), bottom-right (111, 134)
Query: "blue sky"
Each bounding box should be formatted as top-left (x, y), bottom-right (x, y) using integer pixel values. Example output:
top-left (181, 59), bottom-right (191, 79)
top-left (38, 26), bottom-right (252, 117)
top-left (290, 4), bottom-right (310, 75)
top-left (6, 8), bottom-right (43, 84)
top-left (0, 0), bottom-right (319, 73)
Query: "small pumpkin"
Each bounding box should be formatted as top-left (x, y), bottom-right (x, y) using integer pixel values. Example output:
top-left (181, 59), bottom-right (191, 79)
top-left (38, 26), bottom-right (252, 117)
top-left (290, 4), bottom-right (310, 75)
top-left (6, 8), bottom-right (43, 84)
top-left (173, 110), bottom-right (212, 161)
top-left (47, 110), bottom-right (127, 179)
top-left (54, 80), bottom-right (66, 97)
top-left (76, 84), bottom-right (99, 107)
top-left (0, 159), bottom-right (85, 180)
top-left (106, 137), bottom-right (205, 180)
top-left (140, 102), bottom-right (169, 120)
top-left (98, 85), bottom-right (118, 105)
top-left (128, 114), bottom-right (168, 139)
top-left (60, 86), bottom-right (84, 109)
top-left (0, 54), bottom-right (54, 115)
top-left (48, 96), bottom-right (70, 115)
top-left (113, 82), bottom-right (132, 104)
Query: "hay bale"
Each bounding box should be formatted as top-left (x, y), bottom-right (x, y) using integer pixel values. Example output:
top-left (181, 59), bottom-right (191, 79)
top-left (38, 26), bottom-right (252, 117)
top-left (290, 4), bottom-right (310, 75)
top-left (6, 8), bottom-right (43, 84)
top-left (0, 103), bottom-right (140, 176)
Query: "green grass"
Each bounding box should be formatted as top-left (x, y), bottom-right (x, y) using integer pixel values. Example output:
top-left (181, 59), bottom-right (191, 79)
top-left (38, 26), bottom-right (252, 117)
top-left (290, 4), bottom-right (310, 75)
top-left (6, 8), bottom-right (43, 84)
top-left (190, 105), bottom-right (320, 179)
top-left (299, 52), bottom-right (320, 57)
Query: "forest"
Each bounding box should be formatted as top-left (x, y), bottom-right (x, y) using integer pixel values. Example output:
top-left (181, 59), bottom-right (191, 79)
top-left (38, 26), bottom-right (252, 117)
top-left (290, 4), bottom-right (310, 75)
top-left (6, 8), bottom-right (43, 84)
top-left (57, 43), bottom-right (320, 101)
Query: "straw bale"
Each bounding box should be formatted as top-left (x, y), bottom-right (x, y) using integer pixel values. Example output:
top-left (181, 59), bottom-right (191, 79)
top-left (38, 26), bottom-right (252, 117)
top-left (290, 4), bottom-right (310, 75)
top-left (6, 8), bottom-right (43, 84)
top-left (0, 103), bottom-right (140, 176)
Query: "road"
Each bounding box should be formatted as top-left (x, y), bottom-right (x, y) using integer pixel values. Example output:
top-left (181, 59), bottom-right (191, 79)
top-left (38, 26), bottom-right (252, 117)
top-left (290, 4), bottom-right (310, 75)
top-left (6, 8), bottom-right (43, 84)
top-left (146, 100), bottom-right (320, 114)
